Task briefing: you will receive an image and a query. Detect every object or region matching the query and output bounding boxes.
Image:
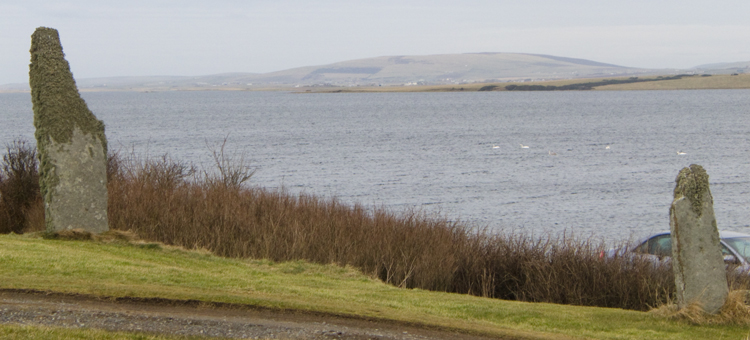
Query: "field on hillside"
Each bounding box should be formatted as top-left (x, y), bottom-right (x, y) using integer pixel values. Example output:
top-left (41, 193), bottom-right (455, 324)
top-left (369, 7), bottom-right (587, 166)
top-left (305, 74), bottom-right (750, 93)
top-left (596, 74), bottom-right (750, 90)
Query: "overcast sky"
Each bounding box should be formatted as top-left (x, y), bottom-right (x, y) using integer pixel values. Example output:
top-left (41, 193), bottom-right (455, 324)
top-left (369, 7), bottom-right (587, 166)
top-left (2, 0), bottom-right (750, 84)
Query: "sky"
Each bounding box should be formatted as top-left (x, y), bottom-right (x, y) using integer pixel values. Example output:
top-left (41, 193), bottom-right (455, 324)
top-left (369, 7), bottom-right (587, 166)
top-left (2, 0), bottom-right (750, 84)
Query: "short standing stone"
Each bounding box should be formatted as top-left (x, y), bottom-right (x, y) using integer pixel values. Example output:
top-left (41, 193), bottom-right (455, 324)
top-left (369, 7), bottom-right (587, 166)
top-left (670, 164), bottom-right (727, 314)
top-left (29, 27), bottom-right (109, 233)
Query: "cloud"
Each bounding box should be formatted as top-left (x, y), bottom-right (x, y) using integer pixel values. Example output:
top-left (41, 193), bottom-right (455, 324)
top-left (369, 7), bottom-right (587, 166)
top-left (455, 25), bottom-right (750, 69)
top-left (2, 2), bottom-right (750, 83)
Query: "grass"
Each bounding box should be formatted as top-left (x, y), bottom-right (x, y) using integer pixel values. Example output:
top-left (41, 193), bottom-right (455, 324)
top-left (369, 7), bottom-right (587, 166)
top-left (0, 324), bottom-right (220, 340)
top-left (650, 290), bottom-right (750, 325)
top-left (101, 151), bottom-right (674, 311)
top-left (0, 140), bottom-right (724, 313)
top-left (4, 141), bottom-right (750, 338)
top-left (2, 233), bottom-right (750, 340)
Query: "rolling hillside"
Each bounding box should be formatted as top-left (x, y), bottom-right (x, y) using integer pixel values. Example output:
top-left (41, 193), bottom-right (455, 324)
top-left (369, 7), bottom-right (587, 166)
top-left (693, 61), bottom-right (750, 74)
top-left (232, 52), bottom-right (649, 86)
top-left (2, 53), bottom-right (747, 92)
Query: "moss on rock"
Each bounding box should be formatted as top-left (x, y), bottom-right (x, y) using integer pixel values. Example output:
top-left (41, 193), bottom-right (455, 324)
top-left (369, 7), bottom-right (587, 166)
top-left (29, 27), bottom-right (108, 233)
top-left (673, 164), bottom-right (711, 217)
top-left (29, 27), bottom-right (107, 201)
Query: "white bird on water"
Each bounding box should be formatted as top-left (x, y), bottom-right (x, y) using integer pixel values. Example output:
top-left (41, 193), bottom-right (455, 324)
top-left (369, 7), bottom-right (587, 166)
top-left (520, 144), bottom-right (530, 149)
top-left (548, 150), bottom-right (557, 156)
top-left (492, 145), bottom-right (500, 149)
top-left (605, 145), bottom-right (610, 150)
top-left (677, 151), bottom-right (687, 155)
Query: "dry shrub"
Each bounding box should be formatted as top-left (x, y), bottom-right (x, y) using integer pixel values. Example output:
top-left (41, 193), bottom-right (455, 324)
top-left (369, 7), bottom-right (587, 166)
top-left (0, 143), bottom-right (694, 311)
top-left (205, 137), bottom-right (255, 190)
top-left (650, 290), bottom-right (750, 325)
top-left (452, 232), bottom-right (673, 310)
top-left (22, 198), bottom-right (45, 232)
top-left (0, 139), bottom-right (43, 234)
top-left (0, 173), bottom-right (5, 233)
top-left (719, 290), bottom-right (750, 324)
top-left (105, 151), bottom-right (677, 310)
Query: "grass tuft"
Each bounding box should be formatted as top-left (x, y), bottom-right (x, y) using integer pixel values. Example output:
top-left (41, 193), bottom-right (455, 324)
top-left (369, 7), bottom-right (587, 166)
top-left (43, 228), bottom-right (94, 240)
top-left (650, 290), bottom-right (750, 325)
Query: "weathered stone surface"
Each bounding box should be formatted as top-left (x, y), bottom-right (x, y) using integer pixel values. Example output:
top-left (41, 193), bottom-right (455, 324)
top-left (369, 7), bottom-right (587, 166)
top-left (29, 27), bottom-right (108, 233)
top-left (670, 164), bottom-right (727, 314)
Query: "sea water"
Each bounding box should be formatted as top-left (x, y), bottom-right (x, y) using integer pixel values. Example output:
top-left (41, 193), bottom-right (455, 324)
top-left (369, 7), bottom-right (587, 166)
top-left (2, 90), bottom-right (749, 242)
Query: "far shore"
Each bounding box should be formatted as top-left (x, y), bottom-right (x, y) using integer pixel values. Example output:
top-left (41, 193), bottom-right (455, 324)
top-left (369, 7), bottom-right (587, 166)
top-left (2, 73), bottom-right (749, 94)
top-left (304, 73), bottom-right (750, 93)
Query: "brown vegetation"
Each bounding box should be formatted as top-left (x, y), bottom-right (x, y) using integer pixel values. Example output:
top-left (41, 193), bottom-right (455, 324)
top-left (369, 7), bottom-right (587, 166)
top-left (4, 139), bottom-right (748, 313)
top-left (0, 140), bottom-right (42, 234)
top-left (650, 288), bottom-right (750, 325)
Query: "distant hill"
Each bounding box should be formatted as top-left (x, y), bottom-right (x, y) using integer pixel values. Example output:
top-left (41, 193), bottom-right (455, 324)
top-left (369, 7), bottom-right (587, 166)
top-left (693, 61), bottom-right (750, 74)
top-left (0, 53), bottom-right (684, 91)
top-left (228, 52), bottom-right (651, 87)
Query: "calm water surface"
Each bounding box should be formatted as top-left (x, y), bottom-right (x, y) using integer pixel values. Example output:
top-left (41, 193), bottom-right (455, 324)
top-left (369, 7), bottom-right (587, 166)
top-left (2, 90), bottom-right (749, 242)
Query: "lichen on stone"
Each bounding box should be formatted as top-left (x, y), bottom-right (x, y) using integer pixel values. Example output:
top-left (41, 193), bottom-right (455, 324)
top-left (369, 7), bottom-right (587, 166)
top-left (673, 164), bottom-right (711, 217)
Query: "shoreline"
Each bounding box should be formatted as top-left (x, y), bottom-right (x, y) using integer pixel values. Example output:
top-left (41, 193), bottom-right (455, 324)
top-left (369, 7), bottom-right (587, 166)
top-left (2, 74), bottom-right (750, 94)
top-left (303, 73), bottom-right (750, 93)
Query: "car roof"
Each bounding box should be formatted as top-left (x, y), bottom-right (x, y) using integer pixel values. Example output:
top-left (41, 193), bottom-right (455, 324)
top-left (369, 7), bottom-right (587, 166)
top-left (719, 230), bottom-right (750, 238)
top-left (641, 230), bottom-right (750, 240)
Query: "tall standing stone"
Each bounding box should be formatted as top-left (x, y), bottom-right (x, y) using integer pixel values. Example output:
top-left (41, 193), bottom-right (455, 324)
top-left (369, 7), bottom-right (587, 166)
top-left (670, 164), bottom-right (727, 314)
top-left (29, 27), bottom-right (109, 233)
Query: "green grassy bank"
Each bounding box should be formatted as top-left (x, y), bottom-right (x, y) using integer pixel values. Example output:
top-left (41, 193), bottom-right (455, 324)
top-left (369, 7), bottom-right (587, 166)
top-left (1, 234), bottom-right (748, 340)
top-left (2, 143), bottom-right (677, 312)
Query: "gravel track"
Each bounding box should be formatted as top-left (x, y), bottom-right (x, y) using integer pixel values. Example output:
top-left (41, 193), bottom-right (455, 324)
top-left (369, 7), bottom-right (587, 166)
top-left (0, 290), bottom-right (498, 339)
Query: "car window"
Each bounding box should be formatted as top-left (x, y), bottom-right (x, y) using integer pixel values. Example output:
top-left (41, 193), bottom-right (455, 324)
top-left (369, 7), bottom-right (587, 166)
top-left (720, 245), bottom-right (733, 256)
top-left (632, 235), bottom-right (671, 257)
top-left (635, 234), bottom-right (750, 261)
top-left (723, 237), bottom-right (750, 262)
top-left (636, 234), bottom-right (732, 258)
top-left (648, 235), bottom-right (672, 257)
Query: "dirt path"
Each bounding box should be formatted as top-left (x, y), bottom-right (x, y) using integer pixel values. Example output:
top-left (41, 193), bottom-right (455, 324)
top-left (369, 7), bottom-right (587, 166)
top-left (0, 290), bottom-right (498, 339)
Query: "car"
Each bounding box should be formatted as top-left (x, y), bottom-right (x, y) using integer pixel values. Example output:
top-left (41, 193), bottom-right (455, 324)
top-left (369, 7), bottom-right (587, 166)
top-left (630, 230), bottom-right (750, 270)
